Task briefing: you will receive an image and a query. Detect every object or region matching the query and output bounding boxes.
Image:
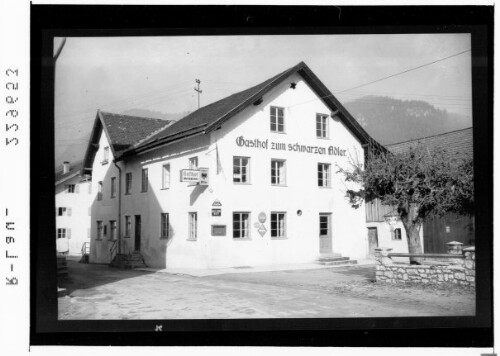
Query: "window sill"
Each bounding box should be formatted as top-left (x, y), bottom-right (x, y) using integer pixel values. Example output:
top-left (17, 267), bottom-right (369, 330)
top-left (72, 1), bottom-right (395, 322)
top-left (316, 136), bottom-right (330, 140)
top-left (233, 238), bottom-right (252, 241)
top-left (186, 238), bottom-right (197, 242)
top-left (271, 237), bottom-right (288, 240)
top-left (270, 131), bottom-right (286, 134)
top-left (124, 193), bottom-right (131, 196)
top-left (101, 160), bottom-right (109, 165)
top-left (159, 236), bottom-right (169, 240)
top-left (160, 187), bottom-right (170, 190)
top-left (141, 190), bottom-right (148, 193)
top-left (95, 238), bottom-right (103, 241)
top-left (318, 186), bottom-right (332, 189)
top-left (234, 182), bottom-right (251, 185)
top-left (272, 184), bottom-right (288, 187)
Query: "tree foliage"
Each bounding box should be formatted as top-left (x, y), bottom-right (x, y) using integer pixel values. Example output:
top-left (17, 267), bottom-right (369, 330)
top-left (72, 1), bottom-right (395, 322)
top-left (337, 143), bottom-right (474, 260)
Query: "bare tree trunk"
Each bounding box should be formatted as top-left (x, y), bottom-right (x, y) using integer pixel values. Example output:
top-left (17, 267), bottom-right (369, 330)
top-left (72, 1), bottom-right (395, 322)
top-left (401, 204), bottom-right (423, 264)
top-left (406, 223), bottom-right (423, 264)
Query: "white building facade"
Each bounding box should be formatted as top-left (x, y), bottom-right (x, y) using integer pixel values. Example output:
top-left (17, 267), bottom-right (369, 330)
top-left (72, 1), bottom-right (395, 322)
top-left (55, 161), bottom-right (93, 256)
top-left (84, 62), bottom-right (383, 269)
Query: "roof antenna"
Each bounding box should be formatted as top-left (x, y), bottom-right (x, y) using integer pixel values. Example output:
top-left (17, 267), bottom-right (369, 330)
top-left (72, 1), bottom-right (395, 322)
top-left (194, 79), bottom-right (202, 109)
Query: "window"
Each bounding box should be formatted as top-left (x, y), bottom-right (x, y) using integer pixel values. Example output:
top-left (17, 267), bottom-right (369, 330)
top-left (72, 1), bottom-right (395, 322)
top-left (233, 157), bottom-right (250, 183)
top-left (110, 220), bottom-right (117, 240)
top-left (189, 157), bottom-right (198, 170)
top-left (188, 212), bottom-right (197, 240)
top-left (316, 113), bottom-right (329, 138)
top-left (111, 177), bottom-right (116, 198)
top-left (57, 207), bottom-right (69, 216)
top-left (162, 164), bottom-right (171, 189)
top-left (271, 159), bottom-right (286, 185)
top-left (233, 212), bottom-right (250, 239)
top-left (57, 228), bottom-right (66, 239)
top-left (318, 163), bottom-right (331, 187)
top-left (271, 212), bottom-right (286, 238)
top-left (66, 184), bottom-right (76, 193)
top-left (97, 181), bottom-right (103, 200)
top-left (160, 213), bottom-right (170, 239)
top-left (393, 228), bottom-right (402, 240)
top-left (97, 221), bottom-right (103, 239)
top-left (319, 214), bottom-right (330, 236)
top-left (141, 168), bottom-right (148, 192)
top-left (270, 106), bottom-right (285, 133)
top-left (125, 172), bottom-right (132, 195)
top-left (125, 216), bottom-right (131, 237)
top-left (102, 146), bottom-right (109, 164)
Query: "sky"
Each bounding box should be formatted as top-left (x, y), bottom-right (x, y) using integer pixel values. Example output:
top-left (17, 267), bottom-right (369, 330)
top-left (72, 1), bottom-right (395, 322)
top-left (54, 33), bottom-right (472, 165)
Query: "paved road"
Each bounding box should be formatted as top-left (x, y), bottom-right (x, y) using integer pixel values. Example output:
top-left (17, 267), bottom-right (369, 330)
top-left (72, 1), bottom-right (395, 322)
top-left (58, 260), bottom-right (475, 319)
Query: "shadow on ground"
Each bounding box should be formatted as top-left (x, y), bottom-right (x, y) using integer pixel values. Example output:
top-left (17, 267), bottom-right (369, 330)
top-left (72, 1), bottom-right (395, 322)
top-left (58, 259), bottom-right (155, 295)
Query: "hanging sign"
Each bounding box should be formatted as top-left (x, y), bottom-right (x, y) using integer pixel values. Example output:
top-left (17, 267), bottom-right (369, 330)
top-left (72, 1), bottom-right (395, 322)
top-left (212, 199), bottom-right (222, 207)
top-left (258, 212), bottom-right (267, 223)
top-left (180, 169), bottom-right (201, 182)
top-left (199, 168), bottom-right (209, 185)
top-left (212, 209), bottom-right (221, 217)
top-left (257, 225), bottom-right (267, 237)
top-left (180, 168), bottom-right (209, 185)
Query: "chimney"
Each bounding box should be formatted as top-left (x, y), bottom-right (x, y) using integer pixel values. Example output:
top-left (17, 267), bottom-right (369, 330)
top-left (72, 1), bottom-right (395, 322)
top-left (63, 161), bottom-right (70, 174)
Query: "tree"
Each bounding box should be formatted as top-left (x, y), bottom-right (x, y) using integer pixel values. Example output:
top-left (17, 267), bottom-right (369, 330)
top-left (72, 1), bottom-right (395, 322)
top-left (338, 143), bottom-right (474, 263)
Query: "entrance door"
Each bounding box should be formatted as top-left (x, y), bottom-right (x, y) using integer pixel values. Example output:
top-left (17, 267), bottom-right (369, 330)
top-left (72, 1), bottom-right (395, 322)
top-left (134, 215), bottom-right (141, 251)
top-left (319, 213), bottom-right (332, 253)
top-left (367, 227), bottom-right (379, 256)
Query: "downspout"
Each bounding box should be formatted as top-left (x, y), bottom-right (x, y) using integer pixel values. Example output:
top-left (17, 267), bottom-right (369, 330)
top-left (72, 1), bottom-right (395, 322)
top-left (113, 160), bottom-right (122, 254)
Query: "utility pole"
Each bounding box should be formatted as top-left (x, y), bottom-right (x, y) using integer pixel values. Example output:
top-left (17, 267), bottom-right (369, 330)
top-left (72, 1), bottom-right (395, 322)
top-left (194, 79), bottom-right (202, 109)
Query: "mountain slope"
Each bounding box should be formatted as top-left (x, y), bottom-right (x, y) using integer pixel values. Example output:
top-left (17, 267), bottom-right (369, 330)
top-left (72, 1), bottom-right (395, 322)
top-left (343, 96), bottom-right (472, 145)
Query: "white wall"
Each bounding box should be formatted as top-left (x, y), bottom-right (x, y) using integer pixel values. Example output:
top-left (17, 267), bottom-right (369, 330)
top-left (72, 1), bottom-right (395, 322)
top-left (55, 175), bottom-right (93, 256)
top-left (89, 130), bottom-right (121, 263)
top-left (367, 220), bottom-right (425, 258)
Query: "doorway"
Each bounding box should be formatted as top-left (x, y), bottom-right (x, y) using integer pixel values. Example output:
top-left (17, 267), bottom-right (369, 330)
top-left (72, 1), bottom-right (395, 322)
top-left (319, 213), bottom-right (332, 254)
top-left (367, 227), bottom-right (379, 256)
top-left (134, 215), bottom-right (141, 251)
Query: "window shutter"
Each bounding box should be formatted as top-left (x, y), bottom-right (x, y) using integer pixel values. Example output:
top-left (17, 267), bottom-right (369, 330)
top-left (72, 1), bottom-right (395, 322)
top-left (67, 229), bottom-right (72, 239)
top-left (75, 184), bottom-right (80, 193)
top-left (67, 207), bottom-right (72, 216)
top-left (65, 185), bottom-right (68, 193)
top-left (56, 207), bottom-right (59, 216)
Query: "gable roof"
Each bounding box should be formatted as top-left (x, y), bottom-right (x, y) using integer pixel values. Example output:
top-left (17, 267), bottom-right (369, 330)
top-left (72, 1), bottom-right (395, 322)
top-left (386, 127), bottom-right (473, 160)
top-left (121, 61), bottom-right (382, 157)
top-left (82, 111), bottom-right (173, 172)
top-left (55, 160), bottom-right (83, 185)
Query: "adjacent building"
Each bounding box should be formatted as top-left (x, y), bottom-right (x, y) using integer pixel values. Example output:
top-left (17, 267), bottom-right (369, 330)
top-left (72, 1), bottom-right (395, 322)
top-left (55, 160), bottom-right (93, 255)
top-left (82, 61), bottom-right (383, 269)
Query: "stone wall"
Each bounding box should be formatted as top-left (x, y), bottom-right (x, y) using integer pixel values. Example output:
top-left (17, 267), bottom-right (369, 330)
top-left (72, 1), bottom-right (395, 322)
top-left (375, 246), bottom-right (475, 287)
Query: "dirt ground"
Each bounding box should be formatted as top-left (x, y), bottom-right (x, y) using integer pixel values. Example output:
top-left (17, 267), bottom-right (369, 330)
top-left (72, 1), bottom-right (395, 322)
top-left (58, 260), bottom-right (475, 319)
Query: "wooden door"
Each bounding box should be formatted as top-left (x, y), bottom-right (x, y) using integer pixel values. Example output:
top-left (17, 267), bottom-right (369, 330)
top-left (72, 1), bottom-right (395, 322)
top-left (134, 215), bottom-right (141, 251)
top-left (367, 227), bottom-right (379, 256)
top-left (319, 213), bottom-right (332, 253)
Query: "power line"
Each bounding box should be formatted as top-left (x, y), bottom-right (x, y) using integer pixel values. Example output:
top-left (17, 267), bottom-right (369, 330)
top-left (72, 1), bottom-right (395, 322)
top-left (336, 49), bottom-right (471, 94)
top-left (288, 48), bottom-right (471, 108)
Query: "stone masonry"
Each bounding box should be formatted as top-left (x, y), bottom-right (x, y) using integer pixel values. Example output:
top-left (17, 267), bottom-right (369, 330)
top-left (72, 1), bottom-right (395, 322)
top-left (375, 245), bottom-right (475, 287)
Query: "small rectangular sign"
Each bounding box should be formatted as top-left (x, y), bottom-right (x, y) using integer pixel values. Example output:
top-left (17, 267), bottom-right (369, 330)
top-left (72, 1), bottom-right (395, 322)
top-left (212, 209), bottom-right (221, 217)
top-left (180, 169), bottom-right (201, 182)
top-left (211, 225), bottom-right (226, 236)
